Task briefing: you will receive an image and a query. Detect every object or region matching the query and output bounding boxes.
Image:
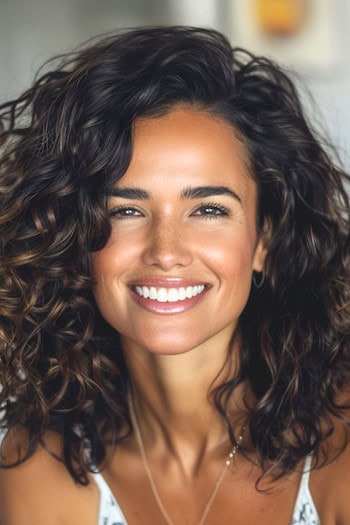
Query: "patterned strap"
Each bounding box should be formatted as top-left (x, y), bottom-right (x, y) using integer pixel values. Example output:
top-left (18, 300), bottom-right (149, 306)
top-left (291, 455), bottom-right (320, 525)
top-left (92, 471), bottom-right (128, 525)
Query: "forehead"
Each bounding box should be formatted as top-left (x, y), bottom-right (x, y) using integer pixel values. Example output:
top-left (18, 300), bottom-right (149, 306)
top-left (118, 106), bottom-right (255, 199)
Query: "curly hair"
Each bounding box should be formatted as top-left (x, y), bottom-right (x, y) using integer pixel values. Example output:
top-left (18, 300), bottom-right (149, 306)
top-left (0, 26), bottom-right (349, 484)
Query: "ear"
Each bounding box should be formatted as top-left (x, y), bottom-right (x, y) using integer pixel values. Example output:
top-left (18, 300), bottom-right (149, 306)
top-left (252, 220), bottom-right (270, 272)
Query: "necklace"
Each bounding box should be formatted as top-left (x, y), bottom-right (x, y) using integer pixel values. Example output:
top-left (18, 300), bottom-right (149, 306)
top-left (129, 398), bottom-right (246, 525)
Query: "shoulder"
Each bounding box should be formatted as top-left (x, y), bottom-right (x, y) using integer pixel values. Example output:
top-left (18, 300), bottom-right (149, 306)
top-left (311, 418), bottom-right (350, 524)
top-left (329, 427), bottom-right (350, 523)
top-left (0, 429), bottom-right (99, 525)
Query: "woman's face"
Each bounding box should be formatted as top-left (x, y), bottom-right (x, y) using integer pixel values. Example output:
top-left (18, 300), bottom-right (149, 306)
top-left (90, 106), bottom-right (266, 356)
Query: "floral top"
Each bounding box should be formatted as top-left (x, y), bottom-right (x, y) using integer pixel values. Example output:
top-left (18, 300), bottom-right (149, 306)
top-left (92, 455), bottom-right (320, 525)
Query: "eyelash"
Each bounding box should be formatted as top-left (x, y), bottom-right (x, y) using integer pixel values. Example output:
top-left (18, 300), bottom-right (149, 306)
top-left (108, 206), bottom-right (143, 219)
top-left (108, 202), bottom-right (231, 220)
top-left (192, 202), bottom-right (230, 219)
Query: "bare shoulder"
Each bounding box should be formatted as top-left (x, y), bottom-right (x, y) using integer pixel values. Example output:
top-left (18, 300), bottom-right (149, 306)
top-left (311, 419), bottom-right (350, 524)
top-left (0, 429), bottom-right (99, 525)
top-left (329, 425), bottom-right (350, 524)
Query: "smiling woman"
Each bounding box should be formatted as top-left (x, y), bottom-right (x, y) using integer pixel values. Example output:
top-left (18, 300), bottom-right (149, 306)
top-left (91, 108), bottom-right (265, 355)
top-left (0, 26), bottom-right (349, 525)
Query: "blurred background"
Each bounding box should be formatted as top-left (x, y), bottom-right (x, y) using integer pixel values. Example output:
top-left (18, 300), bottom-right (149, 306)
top-left (0, 0), bottom-right (349, 169)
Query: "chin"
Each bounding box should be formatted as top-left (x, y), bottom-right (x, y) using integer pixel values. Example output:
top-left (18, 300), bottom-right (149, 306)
top-left (123, 333), bottom-right (209, 357)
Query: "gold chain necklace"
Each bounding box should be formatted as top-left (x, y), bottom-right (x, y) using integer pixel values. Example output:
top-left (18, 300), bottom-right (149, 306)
top-left (129, 398), bottom-right (246, 525)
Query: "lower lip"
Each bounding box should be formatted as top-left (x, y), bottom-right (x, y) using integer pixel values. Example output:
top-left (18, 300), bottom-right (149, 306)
top-left (131, 288), bottom-right (208, 314)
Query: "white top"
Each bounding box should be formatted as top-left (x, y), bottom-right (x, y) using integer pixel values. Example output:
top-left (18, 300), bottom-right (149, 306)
top-left (92, 454), bottom-right (320, 525)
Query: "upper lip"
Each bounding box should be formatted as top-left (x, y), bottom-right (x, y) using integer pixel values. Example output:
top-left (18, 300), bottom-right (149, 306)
top-left (128, 277), bottom-right (210, 288)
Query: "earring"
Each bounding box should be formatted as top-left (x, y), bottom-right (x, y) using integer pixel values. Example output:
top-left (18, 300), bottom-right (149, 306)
top-left (253, 271), bottom-right (265, 289)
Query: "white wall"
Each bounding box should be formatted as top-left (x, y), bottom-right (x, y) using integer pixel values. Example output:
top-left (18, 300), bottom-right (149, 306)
top-left (0, 0), bottom-right (349, 169)
top-left (0, 0), bottom-right (173, 98)
top-left (302, 0), bottom-right (350, 168)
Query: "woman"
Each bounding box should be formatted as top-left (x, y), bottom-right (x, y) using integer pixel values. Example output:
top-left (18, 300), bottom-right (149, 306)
top-left (0, 26), bottom-right (349, 524)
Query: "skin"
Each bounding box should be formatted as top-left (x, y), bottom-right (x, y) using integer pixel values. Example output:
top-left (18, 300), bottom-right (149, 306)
top-left (1, 106), bottom-right (349, 525)
top-left (90, 106), bottom-right (266, 358)
top-left (88, 105), bottom-right (268, 516)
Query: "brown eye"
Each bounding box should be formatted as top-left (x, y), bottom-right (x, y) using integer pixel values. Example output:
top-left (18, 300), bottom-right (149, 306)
top-left (192, 203), bottom-right (230, 218)
top-left (109, 206), bottom-right (144, 219)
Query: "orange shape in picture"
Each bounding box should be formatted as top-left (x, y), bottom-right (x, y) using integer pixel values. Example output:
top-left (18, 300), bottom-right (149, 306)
top-left (254, 0), bottom-right (307, 36)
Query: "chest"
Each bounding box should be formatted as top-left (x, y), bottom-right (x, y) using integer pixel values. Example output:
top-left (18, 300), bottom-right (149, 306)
top-left (100, 461), bottom-right (303, 525)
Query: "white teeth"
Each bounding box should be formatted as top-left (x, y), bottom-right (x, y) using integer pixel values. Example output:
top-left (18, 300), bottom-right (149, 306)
top-left (134, 284), bottom-right (205, 302)
top-left (167, 288), bottom-right (179, 302)
top-left (149, 287), bottom-right (157, 300)
top-left (157, 288), bottom-right (168, 302)
top-left (186, 286), bottom-right (193, 299)
top-left (178, 287), bottom-right (186, 300)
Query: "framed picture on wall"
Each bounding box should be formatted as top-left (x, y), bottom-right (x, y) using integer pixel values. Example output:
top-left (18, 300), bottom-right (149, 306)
top-left (228, 0), bottom-right (335, 71)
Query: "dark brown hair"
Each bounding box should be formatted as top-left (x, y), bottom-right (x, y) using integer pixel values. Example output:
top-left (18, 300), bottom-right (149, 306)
top-left (0, 26), bottom-right (349, 484)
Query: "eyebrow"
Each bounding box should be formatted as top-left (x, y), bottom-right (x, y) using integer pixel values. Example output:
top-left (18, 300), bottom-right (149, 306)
top-left (109, 185), bottom-right (241, 203)
top-left (109, 187), bottom-right (150, 199)
top-left (181, 185), bottom-right (241, 203)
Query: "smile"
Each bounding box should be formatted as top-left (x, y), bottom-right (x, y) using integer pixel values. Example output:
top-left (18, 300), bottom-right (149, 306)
top-left (134, 285), bottom-right (205, 303)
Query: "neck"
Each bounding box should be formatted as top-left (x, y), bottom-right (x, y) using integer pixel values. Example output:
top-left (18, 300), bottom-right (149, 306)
top-left (123, 337), bottom-right (252, 474)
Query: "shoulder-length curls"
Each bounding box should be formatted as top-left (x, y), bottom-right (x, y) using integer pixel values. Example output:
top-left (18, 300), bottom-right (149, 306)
top-left (0, 26), bottom-right (349, 484)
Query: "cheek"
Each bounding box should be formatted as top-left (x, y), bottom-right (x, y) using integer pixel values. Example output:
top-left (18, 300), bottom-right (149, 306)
top-left (89, 250), bottom-right (117, 308)
top-left (89, 251), bottom-right (110, 287)
top-left (206, 232), bottom-right (257, 312)
top-left (89, 262), bottom-right (124, 334)
top-left (89, 241), bottom-right (136, 327)
top-left (206, 230), bottom-right (257, 275)
top-left (89, 233), bottom-right (131, 280)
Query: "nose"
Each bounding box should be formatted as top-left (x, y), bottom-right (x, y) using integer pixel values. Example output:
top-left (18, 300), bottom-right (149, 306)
top-left (141, 218), bottom-right (193, 271)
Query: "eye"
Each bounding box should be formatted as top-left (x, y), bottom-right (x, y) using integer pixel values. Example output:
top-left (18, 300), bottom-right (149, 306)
top-left (108, 206), bottom-right (144, 219)
top-left (192, 202), bottom-right (230, 219)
